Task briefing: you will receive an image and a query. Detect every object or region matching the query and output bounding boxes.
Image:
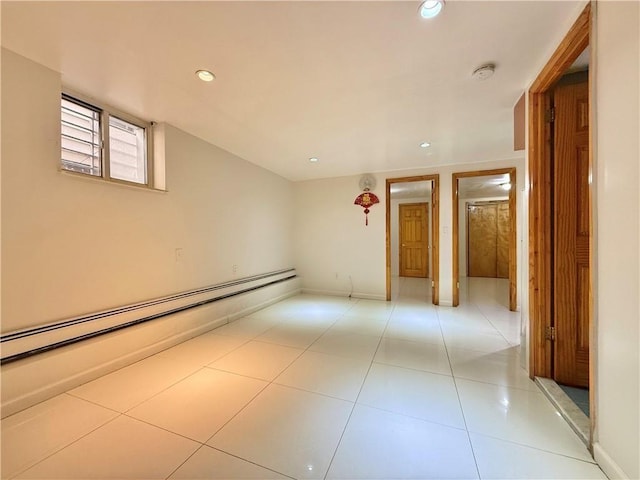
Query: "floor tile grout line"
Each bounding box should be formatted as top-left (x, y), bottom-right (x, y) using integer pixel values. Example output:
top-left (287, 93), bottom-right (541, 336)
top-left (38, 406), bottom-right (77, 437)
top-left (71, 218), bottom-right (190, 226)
top-left (199, 298), bottom-right (363, 478)
top-left (467, 431), bottom-right (600, 465)
top-left (7, 412), bottom-right (125, 479)
top-left (352, 401), bottom-right (469, 433)
top-left (72, 333), bottom-right (257, 415)
top-left (322, 300), bottom-right (399, 480)
top-left (436, 303), bottom-right (483, 480)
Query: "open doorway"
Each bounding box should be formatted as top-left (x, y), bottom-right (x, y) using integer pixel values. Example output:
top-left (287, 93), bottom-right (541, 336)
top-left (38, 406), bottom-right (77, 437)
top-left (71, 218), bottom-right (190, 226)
top-left (385, 175), bottom-right (440, 303)
top-left (452, 168), bottom-right (517, 311)
top-left (528, 3), bottom-right (593, 446)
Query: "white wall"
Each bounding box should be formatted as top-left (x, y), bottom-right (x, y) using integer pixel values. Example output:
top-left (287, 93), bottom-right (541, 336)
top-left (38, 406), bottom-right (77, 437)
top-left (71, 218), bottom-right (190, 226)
top-left (592, 2), bottom-right (639, 478)
top-left (391, 196), bottom-right (432, 278)
top-left (1, 49), bottom-right (298, 415)
top-left (294, 160), bottom-right (523, 305)
top-left (293, 174), bottom-right (387, 300)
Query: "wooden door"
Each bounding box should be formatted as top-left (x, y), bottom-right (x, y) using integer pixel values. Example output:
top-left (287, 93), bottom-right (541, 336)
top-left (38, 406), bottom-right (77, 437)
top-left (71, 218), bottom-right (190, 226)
top-left (467, 204), bottom-right (498, 277)
top-left (467, 202), bottom-right (509, 278)
top-left (399, 203), bottom-right (429, 278)
top-left (496, 202), bottom-right (510, 278)
top-left (553, 75), bottom-right (590, 388)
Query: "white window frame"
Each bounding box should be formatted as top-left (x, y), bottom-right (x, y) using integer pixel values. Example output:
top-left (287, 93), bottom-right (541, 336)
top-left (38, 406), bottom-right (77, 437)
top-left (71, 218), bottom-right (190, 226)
top-left (61, 91), bottom-right (154, 188)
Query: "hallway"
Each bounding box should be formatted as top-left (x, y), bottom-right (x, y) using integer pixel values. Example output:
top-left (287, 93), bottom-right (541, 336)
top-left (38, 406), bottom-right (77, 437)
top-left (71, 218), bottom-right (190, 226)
top-left (1, 279), bottom-right (605, 479)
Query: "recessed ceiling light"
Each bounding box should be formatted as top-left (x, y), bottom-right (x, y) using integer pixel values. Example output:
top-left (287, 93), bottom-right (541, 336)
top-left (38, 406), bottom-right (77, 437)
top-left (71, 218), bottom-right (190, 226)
top-left (419, 0), bottom-right (444, 19)
top-left (309, 157), bottom-right (319, 163)
top-left (196, 70), bottom-right (215, 82)
top-left (420, 142), bottom-right (431, 148)
top-left (500, 182), bottom-right (512, 190)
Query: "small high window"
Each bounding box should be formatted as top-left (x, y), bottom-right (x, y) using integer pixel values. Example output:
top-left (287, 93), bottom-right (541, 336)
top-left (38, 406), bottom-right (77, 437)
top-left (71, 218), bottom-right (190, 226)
top-left (61, 93), bottom-right (152, 187)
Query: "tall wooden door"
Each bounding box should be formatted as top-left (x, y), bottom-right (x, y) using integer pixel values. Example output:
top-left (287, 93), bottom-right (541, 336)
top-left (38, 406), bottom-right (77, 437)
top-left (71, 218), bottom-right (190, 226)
top-left (399, 203), bottom-right (429, 278)
top-left (553, 75), bottom-right (590, 388)
top-left (467, 202), bottom-right (509, 278)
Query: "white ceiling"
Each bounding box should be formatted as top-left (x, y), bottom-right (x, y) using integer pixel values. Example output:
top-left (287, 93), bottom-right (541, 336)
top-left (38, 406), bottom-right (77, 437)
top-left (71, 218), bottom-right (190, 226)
top-left (1, 1), bottom-right (584, 181)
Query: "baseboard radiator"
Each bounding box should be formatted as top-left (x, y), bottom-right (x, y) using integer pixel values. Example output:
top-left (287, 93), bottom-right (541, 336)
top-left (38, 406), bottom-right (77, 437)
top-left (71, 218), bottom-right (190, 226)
top-left (1, 269), bottom-right (300, 417)
top-left (1, 268), bottom-right (297, 365)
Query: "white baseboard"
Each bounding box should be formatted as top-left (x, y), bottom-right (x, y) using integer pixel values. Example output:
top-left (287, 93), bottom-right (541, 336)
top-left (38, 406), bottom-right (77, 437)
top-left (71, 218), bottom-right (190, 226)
top-left (593, 442), bottom-right (631, 479)
top-left (301, 288), bottom-right (386, 301)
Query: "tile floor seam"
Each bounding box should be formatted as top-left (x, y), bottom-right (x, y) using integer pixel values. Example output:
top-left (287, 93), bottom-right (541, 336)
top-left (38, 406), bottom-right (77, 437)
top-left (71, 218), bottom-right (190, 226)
top-left (468, 431), bottom-right (600, 465)
top-left (118, 365), bottom-right (214, 415)
top-left (370, 359), bottom-right (454, 378)
top-left (63, 391), bottom-right (124, 415)
top-left (436, 304), bottom-right (482, 480)
top-left (163, 443), bottom-right (204, 480)
top-left (121, 412), bottom-right (208, 445)
top-left (200, 354), bottom-right (304, 447)
top-left (351, 401), bottom-right (469, 433)
top-left (321, 302), bottom-right (398, 480)
top-left (7, 413), bottom-right (124, 479)
top-left (473, 303), bottom-right (518, 347)
top-left (191, 445), bottom-right (298, 480)
top-left (450, 374), bottom-right (540, 393)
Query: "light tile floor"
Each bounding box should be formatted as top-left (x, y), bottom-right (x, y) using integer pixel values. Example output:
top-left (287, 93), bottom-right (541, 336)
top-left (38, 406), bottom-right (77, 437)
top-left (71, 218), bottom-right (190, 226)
top-left (1, 277), bottom-right (607, 479)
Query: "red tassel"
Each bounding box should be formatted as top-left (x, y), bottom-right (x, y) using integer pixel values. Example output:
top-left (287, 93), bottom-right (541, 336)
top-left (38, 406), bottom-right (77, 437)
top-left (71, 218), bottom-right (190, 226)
top-left (366, 214), bottom-right (369, 226)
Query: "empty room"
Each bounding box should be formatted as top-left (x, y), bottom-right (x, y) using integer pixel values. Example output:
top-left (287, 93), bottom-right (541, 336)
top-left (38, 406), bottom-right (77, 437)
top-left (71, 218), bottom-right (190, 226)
top-left (1, 1), bottom-right (638, 479)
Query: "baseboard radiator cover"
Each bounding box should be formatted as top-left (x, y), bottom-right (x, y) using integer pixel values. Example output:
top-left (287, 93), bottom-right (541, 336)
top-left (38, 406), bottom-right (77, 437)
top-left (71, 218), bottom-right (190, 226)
top-left (1, 271), bottom-right (301, 417)
top-left (1, 269), bottom-right (297, 365)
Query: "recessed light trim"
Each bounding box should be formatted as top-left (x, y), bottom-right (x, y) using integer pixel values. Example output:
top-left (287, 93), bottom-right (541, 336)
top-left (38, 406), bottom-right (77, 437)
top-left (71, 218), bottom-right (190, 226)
top-left (500, 182), bottom-right (512, 191)
top-left (419, 0), bottom-right (444, 19)
top-left (420, 142), bottom-right (431, 148)
top-left (196, 69), bottom-right (215, 82)
top-left (309, 157), bottom-right (319, 163)
top-left (472, 64), bottom-right (496, 81)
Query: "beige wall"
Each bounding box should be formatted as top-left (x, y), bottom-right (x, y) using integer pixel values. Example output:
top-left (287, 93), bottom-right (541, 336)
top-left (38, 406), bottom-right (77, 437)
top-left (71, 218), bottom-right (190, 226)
top-left (1, 48), bottom-right (294, 333)
top-left (592, 2), bottom-right (639, 478)
top-left (1, 49), bottom-right (298, 415)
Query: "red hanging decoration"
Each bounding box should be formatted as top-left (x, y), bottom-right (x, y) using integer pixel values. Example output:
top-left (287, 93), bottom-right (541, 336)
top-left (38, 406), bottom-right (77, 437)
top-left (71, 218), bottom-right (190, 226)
top-left (354, 190), bottom-right (380, 226)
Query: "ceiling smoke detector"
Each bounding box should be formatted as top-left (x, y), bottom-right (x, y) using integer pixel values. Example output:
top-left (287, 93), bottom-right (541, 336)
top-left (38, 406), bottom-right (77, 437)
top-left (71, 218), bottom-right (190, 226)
top-left (472, 64), bottom-right (496, 81)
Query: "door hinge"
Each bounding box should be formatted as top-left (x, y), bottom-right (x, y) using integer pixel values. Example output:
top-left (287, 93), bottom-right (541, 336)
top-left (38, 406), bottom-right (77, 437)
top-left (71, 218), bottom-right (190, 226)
top-left (457, 282), bottom-right (460, 289)
top-left (545, 107), bottom-right (556, 123)
top-left (545, 326), bottom-right (556, 341)
top-left (431, 281), bottom-right (435, 287)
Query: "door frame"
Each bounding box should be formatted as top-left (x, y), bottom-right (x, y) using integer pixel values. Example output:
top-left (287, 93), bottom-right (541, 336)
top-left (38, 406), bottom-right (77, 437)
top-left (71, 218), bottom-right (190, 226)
top-left (527, 3), bottom-right (593, 439)
top-left (452, 168), bottom-right (517, 310)
top-left (399, 202), bottom-right (430, 278)
top-left (386, 175), bottom-right (440, 303)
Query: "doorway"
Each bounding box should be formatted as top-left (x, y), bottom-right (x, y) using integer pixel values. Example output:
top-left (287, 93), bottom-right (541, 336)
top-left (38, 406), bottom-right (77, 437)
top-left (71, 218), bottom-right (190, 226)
top-left (452, 168), bottom-right (517, 311)
top-left (528, 3), bottom-right (593, 443)
top-left (386, 175), bottom-right (440, 303)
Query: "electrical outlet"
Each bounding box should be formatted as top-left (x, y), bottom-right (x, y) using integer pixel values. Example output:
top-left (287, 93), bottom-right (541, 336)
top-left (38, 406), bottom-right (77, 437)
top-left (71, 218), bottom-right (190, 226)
top-left (335, 272), bottom-right (339, 279)
top-left (175, 248), bottom-right (184, 263)
top-left (232, 264), bottom-right (238, 274)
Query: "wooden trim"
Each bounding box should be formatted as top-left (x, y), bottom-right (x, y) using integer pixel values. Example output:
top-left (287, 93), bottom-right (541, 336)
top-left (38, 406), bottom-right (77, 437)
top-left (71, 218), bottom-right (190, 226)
top-left (527, 1), bottom-right (593, 446)
top-left (451, 168), bottom-right (517, 311)
top-left (530, 4), bottom-right (591, 93)
top-left (386, 175), bottom-right (440, 303)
